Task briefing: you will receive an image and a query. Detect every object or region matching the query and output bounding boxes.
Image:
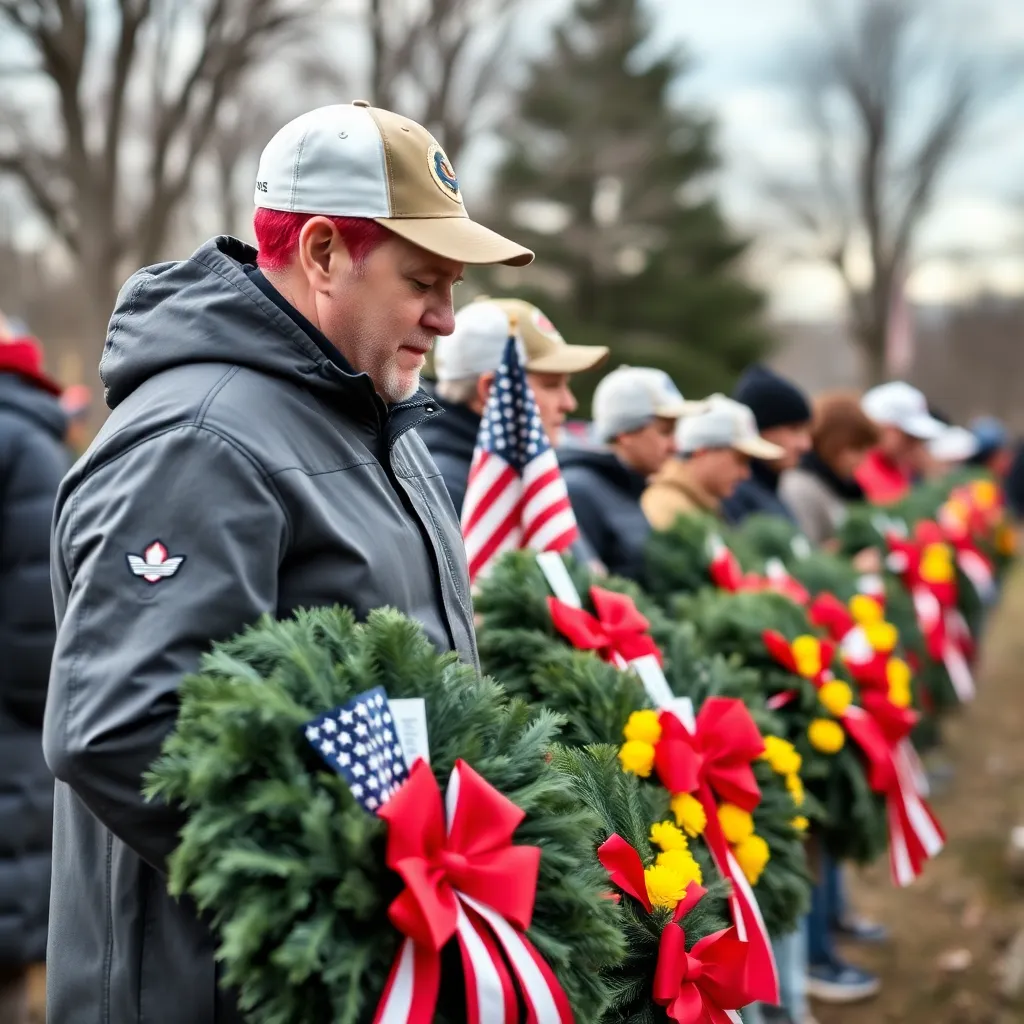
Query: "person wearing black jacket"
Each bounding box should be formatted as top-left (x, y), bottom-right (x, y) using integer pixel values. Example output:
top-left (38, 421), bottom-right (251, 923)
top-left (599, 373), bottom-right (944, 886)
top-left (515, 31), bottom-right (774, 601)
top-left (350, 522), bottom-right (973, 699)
top-left (0, 320), bottom-right (68, 1022)
top-left (722, 364), bottom-right (812, 526)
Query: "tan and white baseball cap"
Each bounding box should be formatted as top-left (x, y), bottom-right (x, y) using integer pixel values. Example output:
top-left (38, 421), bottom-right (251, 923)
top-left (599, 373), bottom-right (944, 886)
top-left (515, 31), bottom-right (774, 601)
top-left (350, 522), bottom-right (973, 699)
top-left (676, 394), bottom-right (785, 459)
top-left (254, 102), bottom-right (532, 267)
top-left (434, 297), bottom-right (608, 380)
top-left (592, 366), bottom-right (701, 442)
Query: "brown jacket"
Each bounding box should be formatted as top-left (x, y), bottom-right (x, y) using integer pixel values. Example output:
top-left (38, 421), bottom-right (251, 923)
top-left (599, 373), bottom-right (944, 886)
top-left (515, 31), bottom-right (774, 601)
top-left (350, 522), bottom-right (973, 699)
top-left (642, 457), bottom-right (721, 529)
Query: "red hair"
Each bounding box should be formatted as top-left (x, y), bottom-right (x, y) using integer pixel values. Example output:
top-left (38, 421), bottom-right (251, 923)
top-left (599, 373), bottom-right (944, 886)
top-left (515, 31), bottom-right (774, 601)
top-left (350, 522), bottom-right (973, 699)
top-left (253, 208), bottom-right (390, 271)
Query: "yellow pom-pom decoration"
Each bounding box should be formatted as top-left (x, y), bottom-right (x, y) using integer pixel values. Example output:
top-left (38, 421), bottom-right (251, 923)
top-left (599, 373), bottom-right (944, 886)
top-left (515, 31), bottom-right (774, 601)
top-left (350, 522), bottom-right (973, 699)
top-left (623, 709), bottom-right (663, 745)
top-left (671, 792), bottom-right (708, 838)
top-left (971, 479), bottom-right (998, 510)
top-left (791, 634), bottom-right (823, 678)
top-left (786, 772), bottom-right (805, 807)
top-left (733, 834), bottom-right (771, 886)
top-left (886, 657), bottom-right (913, 708)
top-left (650, 820), bottom-right (688, 852)
top-left (718, 803), bottom-right (755, 844)
top-left (818, 679), bottom-right (853, 717)
top-left (920, 543), bottom-right (954, 585)
top-left (762, 735), bottom-right (802, 776)
top-left (618, 740), bottom-right (656, 777)
top-left (656, 847), bottom-right (703, 887)
top-left (808, 718), bottom-right (845, 754)
top-left (791, 815), bottom-right (809, 832)
top-left (644, 863), bottom-right (690, 910)
top-left (849, 594), bottom-right (883, 625)
top-left (864, 620), bottom-right (898, 654)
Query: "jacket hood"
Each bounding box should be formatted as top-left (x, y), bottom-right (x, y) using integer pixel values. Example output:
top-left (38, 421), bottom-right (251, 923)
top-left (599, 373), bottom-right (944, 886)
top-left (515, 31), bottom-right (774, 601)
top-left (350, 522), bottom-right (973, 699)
top-left (0, 373), bottom-right (66, 440)
top-left (416, 392), bottom-right (480, 460)
top-left (100, 236), bottom-right (374, 410)
top-left (558, 446), bottom-right (648, 500)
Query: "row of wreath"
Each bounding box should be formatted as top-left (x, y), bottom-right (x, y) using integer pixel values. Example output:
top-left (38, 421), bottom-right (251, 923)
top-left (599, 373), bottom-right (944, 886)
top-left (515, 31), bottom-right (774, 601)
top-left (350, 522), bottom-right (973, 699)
top-left (148, 469), bottom-right (1013, 1023)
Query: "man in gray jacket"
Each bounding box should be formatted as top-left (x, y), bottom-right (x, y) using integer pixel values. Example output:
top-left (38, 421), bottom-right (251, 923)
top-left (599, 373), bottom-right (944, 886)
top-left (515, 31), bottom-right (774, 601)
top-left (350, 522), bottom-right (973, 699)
top-left (43, 102), bottom-right (531, 1024)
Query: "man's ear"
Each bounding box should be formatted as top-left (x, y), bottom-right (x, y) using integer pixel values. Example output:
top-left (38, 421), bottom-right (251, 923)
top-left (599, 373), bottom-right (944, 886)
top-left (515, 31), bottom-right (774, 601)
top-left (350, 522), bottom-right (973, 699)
top-left (475, 371), bottom-right (496, 411)
top-left (297, 217), bottom-right (344, 291)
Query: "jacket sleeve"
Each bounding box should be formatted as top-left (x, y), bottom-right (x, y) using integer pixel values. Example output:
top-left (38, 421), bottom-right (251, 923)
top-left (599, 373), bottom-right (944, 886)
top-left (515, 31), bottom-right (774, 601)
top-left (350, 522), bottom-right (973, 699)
top-left (779, 472), bottom-right (831, 546)
top-left (0, 420), bottom-right (68, 726)
top-left (641, 483), bottom-right (690, 531)
top-left (44, 424), bottom-right (289, 872)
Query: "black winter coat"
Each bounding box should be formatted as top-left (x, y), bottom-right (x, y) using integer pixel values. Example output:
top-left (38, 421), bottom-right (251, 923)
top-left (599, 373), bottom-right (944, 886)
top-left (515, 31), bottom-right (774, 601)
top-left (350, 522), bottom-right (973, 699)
top-left (0, 372), bottom-right (67, 966)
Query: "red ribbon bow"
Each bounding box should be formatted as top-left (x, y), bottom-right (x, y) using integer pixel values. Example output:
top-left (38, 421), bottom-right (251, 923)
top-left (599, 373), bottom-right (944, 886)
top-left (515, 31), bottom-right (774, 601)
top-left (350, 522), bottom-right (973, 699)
top-left (598, 835), bottom-right (751, 1023)
top-left (374, 759), bottom-right (573, 1024)
top-left (808, 594), bottom-right (889, 691)
top-left (548, 586), bottom-right (662, 667)
top-left (708, 540), bottom-right (809, 606)
top-left (649, 701), bottom-right (777, 1005)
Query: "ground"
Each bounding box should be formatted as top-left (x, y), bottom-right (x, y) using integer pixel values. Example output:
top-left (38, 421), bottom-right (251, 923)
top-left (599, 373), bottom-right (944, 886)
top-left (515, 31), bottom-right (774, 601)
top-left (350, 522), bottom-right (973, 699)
top-left (816, 565), bottom-right (1024, 1024)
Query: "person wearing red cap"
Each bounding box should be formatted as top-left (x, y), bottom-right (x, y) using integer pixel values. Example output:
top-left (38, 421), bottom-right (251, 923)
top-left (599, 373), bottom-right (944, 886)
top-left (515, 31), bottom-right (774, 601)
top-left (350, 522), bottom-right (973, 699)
top-left (0, 311), bottom-right (68, 1023)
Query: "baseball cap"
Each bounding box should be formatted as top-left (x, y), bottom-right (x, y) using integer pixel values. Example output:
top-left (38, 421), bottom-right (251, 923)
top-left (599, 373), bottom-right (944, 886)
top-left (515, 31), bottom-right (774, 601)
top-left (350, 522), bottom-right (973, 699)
top-left (861, 382), bottom-right (944, 440)
top-left (592, 366), bottom-right (699, 442)
top-left (254, 102), bottom-right (532, 267)
top-left (677, 395), bottom-right (785, 459)
top-left (434, 297), bottom-right (608, 381)
top-left (928, 425), bottom-right (980, 462)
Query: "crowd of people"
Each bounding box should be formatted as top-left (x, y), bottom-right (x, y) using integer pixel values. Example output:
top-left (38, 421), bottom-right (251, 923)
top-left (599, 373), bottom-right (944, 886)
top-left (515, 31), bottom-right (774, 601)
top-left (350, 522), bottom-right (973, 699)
top-left (0, 99), bottom-right (1021, 1024)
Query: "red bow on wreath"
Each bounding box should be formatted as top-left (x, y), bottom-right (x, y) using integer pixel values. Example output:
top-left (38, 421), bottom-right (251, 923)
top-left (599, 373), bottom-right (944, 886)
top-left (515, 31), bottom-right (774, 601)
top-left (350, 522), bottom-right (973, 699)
top-left (648, 700), bottom-right (778, 1005)
top-left (548, 586), bottom-right (662, 668)
top-left (707, 538), bottom-right (809, 606)
top-left (599, 834), bottom-right (752, 1023)
top-left (761, 630), bottom-right (944, 887)
top-left (374, 759), bottom-right (573, 1024)
top-left (886, 526), bottom-right (975, 701)
top-left (808, 593), bottom-right (889, 691)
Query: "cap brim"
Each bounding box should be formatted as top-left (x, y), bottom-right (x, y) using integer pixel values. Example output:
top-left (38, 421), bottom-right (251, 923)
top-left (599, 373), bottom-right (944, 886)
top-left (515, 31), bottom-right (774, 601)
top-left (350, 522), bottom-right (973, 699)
top-left (655, 399), bottom-right (705, 420)
top-left (527, 345), bottom-right (610, 374)
top-left (376, 216), bottom-right (533, 267)
top-left (901, 413), bottom-right (945, 441)
top-left (929, 427), bottom-right (980, 461)
top-left (734, 437), bottom-right (786, 460)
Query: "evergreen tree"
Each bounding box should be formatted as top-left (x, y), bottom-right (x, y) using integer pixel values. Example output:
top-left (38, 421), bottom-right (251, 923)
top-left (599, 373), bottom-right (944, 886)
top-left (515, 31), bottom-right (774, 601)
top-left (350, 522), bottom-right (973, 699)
top-left (485, 0), bottom-right (773, 406)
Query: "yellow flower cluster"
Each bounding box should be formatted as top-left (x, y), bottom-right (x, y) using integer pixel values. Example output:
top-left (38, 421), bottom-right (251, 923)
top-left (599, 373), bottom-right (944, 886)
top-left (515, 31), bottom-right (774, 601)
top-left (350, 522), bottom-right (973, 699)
top-left (886, 657), bottom-right (912, 708)
top-left (864, 620), bottom-right (898, 654)
top-left (818, 679), bottom-right (852, 717)
top-left (919, 542), bottom-right (954, 585)
top-left (997, 524), bottom-right (1017, 556)
top-left (733, 834), bottom-right (770, 886)
top-left (808, 718), bottom-right (845, 754)
top-left (791, 634), bottom-right (823, 678)
top-left (761, 735), bottom-right (802, 776)
top-left (791, 815), bottom-right (809, 832)
top-left (671, 792), bottom-right (708, 838)
top-left (718, 803), bottom-right (754, 844)
top-left (645, 819), bottom-right (704, 908)
top-left (786, 771), bottom-right (805, 808)
top-left (618, 710), bottom-right (662, 777)
top-left (971, 479), bottom-right (998, 510)
top-left (849, 594), bottom-right (882, 626)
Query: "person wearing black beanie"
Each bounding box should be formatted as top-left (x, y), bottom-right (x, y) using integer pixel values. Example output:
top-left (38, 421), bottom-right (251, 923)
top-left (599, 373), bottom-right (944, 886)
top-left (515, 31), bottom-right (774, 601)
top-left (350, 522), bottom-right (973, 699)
top-left (722, 364), bottom-right (812, 526)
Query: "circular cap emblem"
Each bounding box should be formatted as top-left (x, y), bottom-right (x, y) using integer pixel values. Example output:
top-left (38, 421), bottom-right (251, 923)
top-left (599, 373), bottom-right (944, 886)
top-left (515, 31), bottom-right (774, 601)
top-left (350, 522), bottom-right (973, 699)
top-left (427, 141), bottom-right (461, 203)
top-left (531, 307), bottom-right (564, 342)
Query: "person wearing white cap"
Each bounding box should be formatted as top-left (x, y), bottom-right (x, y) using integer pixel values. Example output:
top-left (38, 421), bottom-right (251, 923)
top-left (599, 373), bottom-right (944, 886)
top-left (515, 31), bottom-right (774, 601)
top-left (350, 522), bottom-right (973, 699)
top-left (42, 102), bottom-right (533, 1024)
top-left (857, 381), bottom-right (945, 503)
top-left (420, 296), bottom-right (608, 513)
top-left (560, 365), bottom-right (698, 581)
top-left (642, 396), bottom-right (783, 530)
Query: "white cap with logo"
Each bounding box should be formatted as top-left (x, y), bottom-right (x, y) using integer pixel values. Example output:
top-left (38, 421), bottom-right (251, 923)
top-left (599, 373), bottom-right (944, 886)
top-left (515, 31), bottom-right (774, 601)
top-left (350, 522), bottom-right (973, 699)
top-left (434, 297), bottom-right (608, 380)
top-left (676, 394), bottom-right (785, 459)
top-left (592, 366), bottom-right (699, 442)
top-left (861, 382), bottom-right (944, 440)
top-left (255, 102), bottom-right (532, 266)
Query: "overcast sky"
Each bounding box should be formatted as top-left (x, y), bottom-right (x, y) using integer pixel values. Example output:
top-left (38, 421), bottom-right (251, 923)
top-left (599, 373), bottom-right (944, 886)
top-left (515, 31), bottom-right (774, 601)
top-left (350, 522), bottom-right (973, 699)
top-left (646, 0), bottom-right (1024, 317)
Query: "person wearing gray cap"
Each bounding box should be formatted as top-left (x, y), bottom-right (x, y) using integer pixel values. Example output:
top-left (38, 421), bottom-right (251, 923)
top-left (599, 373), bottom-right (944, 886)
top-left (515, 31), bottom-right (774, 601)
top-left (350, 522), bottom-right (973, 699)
top-left (419, 296), bottom-right (607, 514)
top-left (560, 366), bottom-right (697, 581)
top-left (642, 396), bottom-right (783, 530)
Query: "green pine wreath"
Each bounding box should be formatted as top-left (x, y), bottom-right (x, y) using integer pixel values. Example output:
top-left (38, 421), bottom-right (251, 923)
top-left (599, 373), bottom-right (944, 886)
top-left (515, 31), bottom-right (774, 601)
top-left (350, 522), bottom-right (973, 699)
top-left (145, 606), bottom-right (628, 1024)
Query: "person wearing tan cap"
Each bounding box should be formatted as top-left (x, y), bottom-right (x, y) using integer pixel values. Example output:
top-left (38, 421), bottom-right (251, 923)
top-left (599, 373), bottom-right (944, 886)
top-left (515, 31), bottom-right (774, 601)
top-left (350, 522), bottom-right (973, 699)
top-left (420, 295), bottom-right (608, 513)
top-left (643, 395), bottom-right (784, 529)
top-left (43, 102), bottom-right (531, 1024)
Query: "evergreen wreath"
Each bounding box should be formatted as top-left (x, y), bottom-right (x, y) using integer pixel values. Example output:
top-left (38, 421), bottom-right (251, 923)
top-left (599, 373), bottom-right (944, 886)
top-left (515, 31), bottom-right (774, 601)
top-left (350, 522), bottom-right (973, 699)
top-left (145, 606), bottom-right (627, 1024)
top-left (675, 589), bottom-right (889, 865)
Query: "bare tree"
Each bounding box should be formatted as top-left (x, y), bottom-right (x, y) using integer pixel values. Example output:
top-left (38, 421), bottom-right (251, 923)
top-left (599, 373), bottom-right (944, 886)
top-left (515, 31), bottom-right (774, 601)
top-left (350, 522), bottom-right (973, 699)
top-left (765, 0), bottom-right (1019, 385)
top-left (0, 0), bottom-right (317, 341)
top-left (360, 0), bottom-right (528, 166)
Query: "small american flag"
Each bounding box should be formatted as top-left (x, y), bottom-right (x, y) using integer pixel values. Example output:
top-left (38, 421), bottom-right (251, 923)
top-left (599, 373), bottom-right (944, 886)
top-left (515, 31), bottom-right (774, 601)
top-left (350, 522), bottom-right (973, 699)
top-left (303, 687), bottom-right (409, 814)
top-left (461, 336), bottom-right (578, 583)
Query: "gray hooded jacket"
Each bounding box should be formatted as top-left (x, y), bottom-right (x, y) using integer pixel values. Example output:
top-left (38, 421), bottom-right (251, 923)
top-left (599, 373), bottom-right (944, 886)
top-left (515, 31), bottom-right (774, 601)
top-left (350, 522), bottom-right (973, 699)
top-left (43, 236), bottom-right (477, 1023)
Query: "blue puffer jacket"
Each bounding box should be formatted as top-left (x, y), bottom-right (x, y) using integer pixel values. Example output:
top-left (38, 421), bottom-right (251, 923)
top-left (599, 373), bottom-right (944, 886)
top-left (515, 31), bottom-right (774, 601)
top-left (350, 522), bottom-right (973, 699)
top-left (0, 371), bottom-right (67, 965)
